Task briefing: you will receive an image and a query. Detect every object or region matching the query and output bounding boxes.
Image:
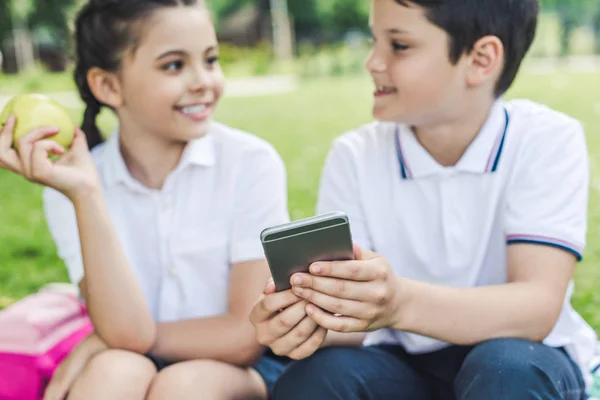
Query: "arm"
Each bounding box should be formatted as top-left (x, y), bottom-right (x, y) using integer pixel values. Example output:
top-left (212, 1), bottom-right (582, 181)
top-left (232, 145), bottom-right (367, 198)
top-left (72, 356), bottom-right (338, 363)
top-left (72, 190), bottom-right (155, 353)
top-left (395, 244), bottom-right (575, 343)
top-left (150, 259), bottom-right (270, 366)
top-left (151, 143), bottom-right (290, 365)
top-left (5, 121), bottom-right (156, 353)
top-left (297, 120), bottom-right (588, 346)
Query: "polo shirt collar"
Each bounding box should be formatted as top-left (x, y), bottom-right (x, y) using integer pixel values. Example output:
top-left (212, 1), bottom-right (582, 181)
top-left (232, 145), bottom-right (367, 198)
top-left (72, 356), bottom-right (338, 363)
top-left (103, 127), bottom-right (216, 189)
top-left (395, 100), bottom-right (510, 180)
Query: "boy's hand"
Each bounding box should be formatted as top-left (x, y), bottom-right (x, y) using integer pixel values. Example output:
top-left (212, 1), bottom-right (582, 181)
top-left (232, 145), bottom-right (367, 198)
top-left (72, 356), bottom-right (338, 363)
top-left (291, 244), bottom-right (403, 333)
top-left (0, 115), bottom-right (100, 201)
top-left (249, 280), bottom-right (328, 360)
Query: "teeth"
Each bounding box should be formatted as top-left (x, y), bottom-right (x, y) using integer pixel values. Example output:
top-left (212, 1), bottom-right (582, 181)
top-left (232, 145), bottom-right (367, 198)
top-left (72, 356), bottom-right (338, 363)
top-left (181, 104), bottom-right (206, 114)
top-left (377, 86), bottom-right (396, 93)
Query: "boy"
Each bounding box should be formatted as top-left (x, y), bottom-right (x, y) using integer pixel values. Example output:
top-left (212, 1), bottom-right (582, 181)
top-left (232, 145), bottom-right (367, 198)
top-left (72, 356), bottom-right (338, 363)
top-left (250, 0), bottom-right (598, 398)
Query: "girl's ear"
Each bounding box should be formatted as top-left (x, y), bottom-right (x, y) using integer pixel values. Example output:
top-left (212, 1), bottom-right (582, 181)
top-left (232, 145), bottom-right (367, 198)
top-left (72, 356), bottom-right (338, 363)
top-left (87, 67), bottom-right (124, 109)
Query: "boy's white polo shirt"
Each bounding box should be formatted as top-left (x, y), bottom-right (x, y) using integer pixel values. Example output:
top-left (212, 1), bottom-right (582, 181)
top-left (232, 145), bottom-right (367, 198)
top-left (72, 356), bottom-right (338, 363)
top-left (317, 99), bottom-right (598, 385)
top-left (43, 121), bottom-right (289, 323)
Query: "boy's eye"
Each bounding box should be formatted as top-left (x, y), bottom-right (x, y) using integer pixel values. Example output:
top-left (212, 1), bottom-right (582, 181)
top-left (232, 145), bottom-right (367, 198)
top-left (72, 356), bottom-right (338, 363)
top-left (206, 56), bottom-right (219, 66)
top-left (162, 60), bottom-right (184, 71)
top-left (392, 41), bottom-right (409, 51)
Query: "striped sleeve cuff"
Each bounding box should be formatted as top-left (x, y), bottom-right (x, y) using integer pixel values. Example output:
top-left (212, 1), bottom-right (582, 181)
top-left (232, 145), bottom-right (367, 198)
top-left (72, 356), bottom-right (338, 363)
top-left (506, 234), bottom-right (584, 261)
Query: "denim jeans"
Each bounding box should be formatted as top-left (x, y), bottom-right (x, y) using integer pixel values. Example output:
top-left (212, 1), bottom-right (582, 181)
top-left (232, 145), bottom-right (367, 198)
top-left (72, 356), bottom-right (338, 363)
top-left (272, 338), bottom-right (586, 400)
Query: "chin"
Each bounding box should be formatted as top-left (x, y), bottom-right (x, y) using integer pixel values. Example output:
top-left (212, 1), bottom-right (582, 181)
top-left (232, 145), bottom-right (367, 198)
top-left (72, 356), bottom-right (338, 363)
top-left (186, 120), bottom-right (211, 139)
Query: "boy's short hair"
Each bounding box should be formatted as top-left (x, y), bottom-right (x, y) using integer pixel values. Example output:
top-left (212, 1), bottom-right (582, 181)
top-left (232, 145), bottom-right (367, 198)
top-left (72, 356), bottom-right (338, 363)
top-left (395, 0), bottom-right (539, 95)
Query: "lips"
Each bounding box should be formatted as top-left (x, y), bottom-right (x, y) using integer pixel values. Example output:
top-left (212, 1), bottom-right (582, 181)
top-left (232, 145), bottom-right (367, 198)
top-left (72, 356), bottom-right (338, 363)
top-left (175, 102), bottom-right (213, 121)
top-left (374, 85), bottom-right (398, 97)
top-left (180, 104), bottom-right (207, 114)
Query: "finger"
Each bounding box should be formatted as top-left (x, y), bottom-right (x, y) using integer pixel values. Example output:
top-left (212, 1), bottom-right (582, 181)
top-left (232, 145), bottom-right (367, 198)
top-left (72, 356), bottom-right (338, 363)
top-left (306, 258), bottom-right (385, 281)
top-left (44, 369), bottom-right (69, 400)
top-left (0, 115), bottom-right (22, 172)
top-left (293, 286), bottom-right (375, 318)
top-left (257, 300), bottom-right (308, 345)
top-left (70, 128), bottom-right (89, 151)
top-left (28, 140), bottom-right (65, 181)
top-left (0, 114), bottom-right (16, 149)
top-left (292, 274), bottom-right (378, 302)
top-left (287, 326), bottom-right (328, 360)
top-left (353, 243), bottom-right (362, 260)
top-left (17, 126), bottom-right (60, 176)
top-left (251, 289), bottom-right (302, 323)
top-left (269, 315), bottom-right (320, 356)
top-left (307, 304), bottom-right (368, 333)
top-left (264, 278), bottom-right (276, 295)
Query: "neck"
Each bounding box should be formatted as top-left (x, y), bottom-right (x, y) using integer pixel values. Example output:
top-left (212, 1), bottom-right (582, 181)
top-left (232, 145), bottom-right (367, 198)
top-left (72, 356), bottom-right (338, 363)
top-left (118, 121), bottom-right (186, 190)
top-left (412, 96), bottom-right (496, 167)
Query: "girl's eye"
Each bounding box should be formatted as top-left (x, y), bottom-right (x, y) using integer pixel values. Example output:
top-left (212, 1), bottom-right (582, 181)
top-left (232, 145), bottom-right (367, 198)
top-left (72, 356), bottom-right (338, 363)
top-left (206, 56), bottom-right (219, 66)
top-left (162, 60), bottom-right (184, 71)
top-left (392, 41), bottom-right (410, 51)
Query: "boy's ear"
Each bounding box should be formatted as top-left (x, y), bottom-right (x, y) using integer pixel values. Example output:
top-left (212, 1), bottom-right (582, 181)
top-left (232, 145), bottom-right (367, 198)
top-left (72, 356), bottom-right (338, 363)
top-left (465, 35), bottom-right (504, 90)
top-left (87, 67), bottom-right (124, 109)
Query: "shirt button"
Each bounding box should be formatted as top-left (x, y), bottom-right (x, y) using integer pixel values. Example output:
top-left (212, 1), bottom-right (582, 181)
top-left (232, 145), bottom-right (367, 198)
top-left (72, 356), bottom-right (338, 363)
top-left (168, 266), bottom-right (178, 277)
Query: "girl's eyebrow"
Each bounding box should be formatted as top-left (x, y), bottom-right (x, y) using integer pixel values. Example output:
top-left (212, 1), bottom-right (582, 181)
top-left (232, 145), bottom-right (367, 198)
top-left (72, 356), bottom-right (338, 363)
top-left (156, 46), bottom-right (217, 61)
top-left (156, 49), bottom-right (186, 60)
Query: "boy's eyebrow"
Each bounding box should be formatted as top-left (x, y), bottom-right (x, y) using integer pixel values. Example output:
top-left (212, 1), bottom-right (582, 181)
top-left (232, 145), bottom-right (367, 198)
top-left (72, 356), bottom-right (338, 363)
top-left (156, 50), bottom-right (186, 60)
top-left (204, 46), bottom-right (217, 55)
top-left (385, 28), bottom-right (410, 34)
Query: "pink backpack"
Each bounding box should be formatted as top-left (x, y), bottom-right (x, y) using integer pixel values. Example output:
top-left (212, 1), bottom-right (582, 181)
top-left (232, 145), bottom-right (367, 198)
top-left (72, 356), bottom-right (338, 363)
top-left (0, 287), bottom-right (93, 400)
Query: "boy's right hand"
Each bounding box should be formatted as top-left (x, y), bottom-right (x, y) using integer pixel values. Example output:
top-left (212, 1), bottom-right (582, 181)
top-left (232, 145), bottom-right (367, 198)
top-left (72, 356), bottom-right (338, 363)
top-left (0, 115), bottom-right (100, 201)
top-left (250, 279), bottom-right (328, 360)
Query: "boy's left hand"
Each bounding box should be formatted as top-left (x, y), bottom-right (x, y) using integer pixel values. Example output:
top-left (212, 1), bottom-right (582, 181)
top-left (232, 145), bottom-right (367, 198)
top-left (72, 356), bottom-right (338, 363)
top-left (291, 245), bottom-right (403, 333)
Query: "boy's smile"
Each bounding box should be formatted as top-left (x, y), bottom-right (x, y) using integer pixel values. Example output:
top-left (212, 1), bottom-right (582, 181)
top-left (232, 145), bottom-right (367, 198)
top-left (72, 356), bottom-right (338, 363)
top-left (367, 0), bottom-right (470, 127)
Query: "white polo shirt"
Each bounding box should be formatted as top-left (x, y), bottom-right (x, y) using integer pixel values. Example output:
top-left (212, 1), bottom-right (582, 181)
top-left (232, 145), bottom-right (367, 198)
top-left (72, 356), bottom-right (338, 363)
top-left (317, 99), bottom-right (598, 387)
top-left (43, 121), bottom-right (289, 323)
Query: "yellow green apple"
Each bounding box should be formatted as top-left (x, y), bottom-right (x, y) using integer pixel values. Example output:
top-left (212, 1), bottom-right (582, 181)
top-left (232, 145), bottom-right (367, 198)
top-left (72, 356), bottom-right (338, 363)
top-left (0, 93), bottom-right (75, 152)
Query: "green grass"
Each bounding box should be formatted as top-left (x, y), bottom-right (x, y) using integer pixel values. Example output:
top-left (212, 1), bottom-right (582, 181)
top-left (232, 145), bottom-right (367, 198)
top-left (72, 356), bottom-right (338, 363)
top-left (1, 69), bottom-right (600, 333)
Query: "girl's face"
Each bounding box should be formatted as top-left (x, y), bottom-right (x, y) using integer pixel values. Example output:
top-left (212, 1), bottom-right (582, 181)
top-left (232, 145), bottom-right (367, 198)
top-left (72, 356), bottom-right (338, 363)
top-left (116, 5), bottom-right (224, 142)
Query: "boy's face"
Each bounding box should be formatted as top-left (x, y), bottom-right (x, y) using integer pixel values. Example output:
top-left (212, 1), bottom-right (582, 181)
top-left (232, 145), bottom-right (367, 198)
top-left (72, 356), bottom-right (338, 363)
top-left (367, 0), bottom-right (469, 125)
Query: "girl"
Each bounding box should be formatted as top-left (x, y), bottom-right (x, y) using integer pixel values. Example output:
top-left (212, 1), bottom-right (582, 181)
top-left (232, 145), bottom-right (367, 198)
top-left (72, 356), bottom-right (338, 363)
top-left (0, 0), bottom-right (291, 399)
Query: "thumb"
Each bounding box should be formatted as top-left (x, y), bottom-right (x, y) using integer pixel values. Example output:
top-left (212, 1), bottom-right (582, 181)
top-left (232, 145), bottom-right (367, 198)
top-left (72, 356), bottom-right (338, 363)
top-left (353, 243), bottom-right (378, 261)
top-left (70, 128), bottom-right (90, 152)
top-left (264, 278), bottom-right (276, 295)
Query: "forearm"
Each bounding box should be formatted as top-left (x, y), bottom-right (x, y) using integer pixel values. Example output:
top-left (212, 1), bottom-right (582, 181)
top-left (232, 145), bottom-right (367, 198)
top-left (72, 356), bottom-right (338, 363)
top-left (73, 190), bottom-right (155, 353)
top-left (395, 278), bottom-right (562, 345)
top-left (151, 314), bottom-right (262, 366)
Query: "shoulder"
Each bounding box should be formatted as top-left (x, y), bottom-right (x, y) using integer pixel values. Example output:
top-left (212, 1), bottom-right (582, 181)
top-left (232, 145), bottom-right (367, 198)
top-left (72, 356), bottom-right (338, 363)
top-left (506, 99), bottom-right (585, 149)
top-left (209, 121), bottom-right (284, 167)
top-left (328, 121), bottom-right (394, 161)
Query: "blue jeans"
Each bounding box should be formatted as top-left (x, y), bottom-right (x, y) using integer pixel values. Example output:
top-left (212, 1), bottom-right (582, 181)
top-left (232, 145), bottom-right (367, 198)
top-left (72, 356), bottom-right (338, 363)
top-left (273, 338), bottom-right (586, 399)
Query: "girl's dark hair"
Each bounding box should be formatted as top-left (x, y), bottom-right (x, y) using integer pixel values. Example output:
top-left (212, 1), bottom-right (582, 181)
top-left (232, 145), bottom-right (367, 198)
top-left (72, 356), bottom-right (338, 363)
top-left (395, 0), bottom-right (539, 96)
top-left (74, 0), bottom-right (201, 149)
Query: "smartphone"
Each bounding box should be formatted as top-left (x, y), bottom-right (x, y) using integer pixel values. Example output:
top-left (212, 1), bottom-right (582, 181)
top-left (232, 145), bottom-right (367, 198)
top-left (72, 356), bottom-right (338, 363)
top-left (260, 211), bottom-right (355, 292)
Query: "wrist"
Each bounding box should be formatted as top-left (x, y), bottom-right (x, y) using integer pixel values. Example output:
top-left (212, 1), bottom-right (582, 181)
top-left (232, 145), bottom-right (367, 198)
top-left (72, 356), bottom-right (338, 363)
top-left (68, 183), bottom-right (102, 205)
top-left (390, 277), bottom-right (413, 331)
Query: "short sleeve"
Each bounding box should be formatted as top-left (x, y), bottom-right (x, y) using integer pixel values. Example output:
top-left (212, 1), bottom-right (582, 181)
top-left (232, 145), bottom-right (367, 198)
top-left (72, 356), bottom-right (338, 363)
top-left (505, 121), bottom-right (589, 260)
top-left (316, 138), bottom-right (373, 251)
top-left (229, 145), bottom-right (290, 264)
top-left (42, 188), bottom-right (84, 283)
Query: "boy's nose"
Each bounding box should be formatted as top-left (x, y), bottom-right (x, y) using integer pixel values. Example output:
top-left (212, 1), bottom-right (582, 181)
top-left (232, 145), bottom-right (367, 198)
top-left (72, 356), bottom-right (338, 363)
top-left (366, 52), bottom-right (387, 74)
